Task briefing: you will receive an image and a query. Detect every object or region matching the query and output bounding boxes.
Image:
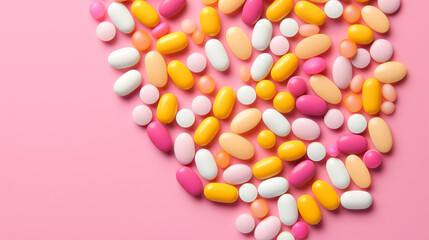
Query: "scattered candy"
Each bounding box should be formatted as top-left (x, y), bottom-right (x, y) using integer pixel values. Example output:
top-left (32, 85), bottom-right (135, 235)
top-left (192, 95), bottom-right (212, 116)
top-left (250, 199), bottom-right (269, 218)
top-left (239, 183), bottom-right (258, 203)
top-left (132, 105), bottom-right (152, 126)
top-left (176, 109), bottom-right (195, 128)
top-left (235, 214), bottom-right (255, 234)
top-left (237, 86), bottom-right (256, 105)
top-left (96, 21), bottom-right (116, 41)
top-left (187, 52), bottom-right (207, 73)
top-left (90, 1), bottom-right (105, 20)
top-left (197, 75), bottom-right (216, 94)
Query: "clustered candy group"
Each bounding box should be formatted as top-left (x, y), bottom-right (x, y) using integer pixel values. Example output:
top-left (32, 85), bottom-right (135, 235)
top-left (90, 0), bottom-right (405, 239)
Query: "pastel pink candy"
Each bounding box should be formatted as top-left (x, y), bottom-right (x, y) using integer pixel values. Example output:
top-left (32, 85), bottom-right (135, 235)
top-left (327, 145), bottom-right (339, 157)
top-left (288, 160), bottom-right (316, 186)
top-left (147, 122), bottom-right (172, 152)
top-left (223, 164), bottom-right (252, 185)
top-left (254, 216), bottom-right (281, 240)
top-left (89, 1), bottom-right (105, 20)
top-left (159, 0), bottom-right (186, 18)
top-left (296, 95), bottom-right (328, 116)
top-left (176, 166), bottom-right (203, 196)
top-left (303, 57), bottom-right (326, 75)
top-left (337, 134), bottom-right (367, 154)
top-left (292, 221), bottom-right (308, 239)
top-left (151, 22), bottom-right (169, 38)
top-left (292, 118), bottom-right (320, 141)
top-left (363, 149), bottom-right (382, 168)
top-left (235, 214), bottom-right (255, 234)
top-left (242, 0), bottom-right (263, 25)
top-left (370, 39), bottom-right (393, 63)
top-left (332, 56), bottom-right (353, 89)
top-left (287, 76), bottom-right (307, 96)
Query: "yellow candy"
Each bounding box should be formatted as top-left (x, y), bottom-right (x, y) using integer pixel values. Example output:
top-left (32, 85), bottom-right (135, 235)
top-left (297, 195), bottom-right (322, 225)
top-left (270, 53), bottom-right (299, 82)
top-left (257, 130), bottom-right (276, 149)
top-left (213, 87), bottom-right (235, 119)
top-left (266, 0), bottom-right (294, 22)
top-left (204, 183), bottom-right (238, 203)
top-left (156, 32), bottom-right (188, 54)
top-left (194, 117), bottom-right (220, 146)
top-left (252, 156), bottom-right (283, 179)
top-left (256, 80), bottom-right (277, 100)
top-left (312, 180), bottom-right (340, 210)
top-left (131, 1), bottom-right (160, 28)
top-left (200, 7), bottom-right (221, 37)
top-left (277, 140), bottom-right (306, 161)
top-left (295, 1), bottom-right (326, 26)
top-left (167, 60), bottom-right (194, 90)
top-left (273, 92), bottom-right (295, 113)
top-left (347, 24), bottom-right (374, 45)
top-left (362, 78), bottom-right (381, 115)
top-left (218, 0), bottom-right (246, 14)
top-left (156, 93), bottom-right (178, 124)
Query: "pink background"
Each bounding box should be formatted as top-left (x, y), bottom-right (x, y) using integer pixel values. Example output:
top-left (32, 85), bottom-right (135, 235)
top-left (1, 0), bottom-right (428, 239)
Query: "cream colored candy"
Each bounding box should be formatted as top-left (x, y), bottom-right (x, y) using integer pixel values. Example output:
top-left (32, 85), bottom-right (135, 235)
top-left (219, 132), bottom-right (255, 160)
top-left (295, 34), bottom-right (331, 59)
top-left (374, 61), bottom-right (407, 84)
top-left (368, 117), bottom-right (393, 153)
top-left (309, 74), bottom-right (342, 104)
top-left (218, 0), bottom-right (246, 14)
top-left (361, 6), bottom-right (390, 34)
top-left (145, 51), bottom-right (167, 88)
top-left (299, 24), bottom-right (320, 37)
top-left (230, 108), bottom-right (262, 134)
top-left (345, 155), bottom-right (371, 189)
top-left (226, 27), bottom-right (252, 60)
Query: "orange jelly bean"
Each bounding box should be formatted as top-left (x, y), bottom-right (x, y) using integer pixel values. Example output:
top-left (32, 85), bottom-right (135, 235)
top-left (192, 28), bottom-right (205, 45)
top-left (215, 150), bottom-right (230, 168)
top-left (250, 199), bottom-right (269, 218)
top-left (338, 39), bottom-right (357, 58)
top-left (343, 5), bottom-right (361, 23)
top-left (132, 30), bottom-right (151, 51)
top-left (381, 101), bottom-right (395, 115)
top-left (198, 75), bottom-right (216, 94)
top-left (344, 93), bottom-right (363, 113)
top-left (239, 64), bottom-right (251, 82)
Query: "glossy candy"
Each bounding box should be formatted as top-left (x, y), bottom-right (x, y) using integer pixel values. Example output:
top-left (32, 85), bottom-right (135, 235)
top-left (278, 194), bottom-right (298, 226)
top-left (108, 3), bottom-right (135, 34)
top-left (368, 117), bottom-right (393, 153)
top-left (382, 84), bottom-right (397, 102)
top-left (215, 151), bottom-right (230, 169)
top-left (346, 155), bottom-right (371, 188)
top-left (370, 39), bottom-right (393, 63)
top-left (266, 0), bottom-right (294, 22)
top-left (239, 65), bottom-right (251, 82)
top-left (363, 149), bottom-right (382, 168)
top-left (174, 133), bottom-right (195, 165)
top-left (108, 47), bottom-right (140, 69)
top-left (338, 39), bottom-right (357, 58)
top-left (251, 199), bottom-right (269, 218)
top-left (288, 160), bottom-right (316, 186)
top-left (295, 1), bottom-right (326, 25)
top-left (159, 0), bottom-right (186, 18)
top-left (230, 108), bottom-right (262, 134)
top-left (381, 102), bottom-right (395, 115)
top-left (256, 80), bottom-right (277, 100)
top-left (347, 25), bottom-right (373, 45)
top-left (332, 56), bottom-right (353, 89)
top-left (287, 77), bottom-right (307, 96)
top-left (200, 7), bottom-right (221, 36)
top-left (181, 19), bottom-right (196, 34)
top-left (213, 87), bottom-right (235, 119)
top-left (90, 1), bottom-right (105, 20)
top-left (262, 109), bottom-right (291, 137)
top-left (295, 34), bottom-right (331, 59)
top-left (218, 0), bottom-right (246, 14)
top-left (113, 70), bottom-right (142, 96)
top-left (132, 30), bottom-right (151, 50)
top-left (312, 180), bottom-right (339, 210)
top-left (309, 74), bottom-right (342, 104)
top-left (252, 19), bottom-right (273, 51)
top-left (258, 177), bottom-right (289, 198)
top-left (254, 216), bottom-right (281, 240)
top-left (236, 214), bottom-right (255, 234)
top-left (296, 95), bottom-right (328, 117)
top-left (168, 60), bottom-right (194, 90)
top-left (223, 164), bottom-right (252, 185)
top-left (194, 117), bottom-right (220, 146)
top-left (292, 222), bottom-right (308, 239)
top-left (252, 53), bottom-right (274, 81)
top-left (337, 134), bottom-right (367, 154)
top-left (257, 130), bottom-right (277, 149)
top-left (187, 53), bottom-right (207, 73)
top-left (297, 195), bottom-right (322, 225)
top-left (362, 6), bottom-right (389, 33)
top-left (278, 140), bottom-right (306, 161)
top-left (176, 166), bottom-right (203, 196)
top-left (147, 122), bottom-right (172, 152)
top-left (145, 51), bottom-right (167, 87)
top-left (195, 149), bottom-right (218, 180)
top-left (303, 57), bottom-right (327, 75)
top-left (341, 191), bottom-right (373, 210)
top-left (292, 118), bottom-right (320, 141)
top-left (237, 86), bottom-right (256, 105)
top-left (241, 0), bottom-right (263, 25)
top-left (219, 133), bottom-right (255, 160)
top-left (132, 105), bottom-right (152, 126)
top-left (226, 27), bottom-right (252, 60)
top-left (198, 75), bottom-right (216, 94)
top-left (157, 93), bottom-right (178, 124)
top-left (299, 24), bottom-right (320, 37)
top-left (362, 78), bottom-right (382, 114)
top-left (271, 53), bottom-right (299, 82)
top-left (131, 1), bottom-right (160, 28)
top-left (326, 158), bottom-right (350, 189)
top-left (252, 156), bottom-right (283, 179)
top-left (350, 74), bottom-right (364, 93)
top-left (151, 21), bottom-right (169, 38)
top-left (204, 183), bottom-right (238, 203)
top-left (156, 32), bottom-right (188, 54)
top-left (374, 61), bottom-right (407, 83)
top-left (343, 4), bottom-right (360, 23)
top-left (344, 93), bottom-right (363, 113)
top-left (273, 92), bottom-right (295, 113)
top-left (205, 39), bottom-right (230, 71)
top-left (192, 29), bottom-right (205, 44)
top-left (324, 0), bottom-right (344, 19)
top-left (324, 109), bottom-right (344, 129)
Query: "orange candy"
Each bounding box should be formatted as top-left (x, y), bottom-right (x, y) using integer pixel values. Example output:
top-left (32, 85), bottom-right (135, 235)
top-left (214, 150), bottom-right (230, 168)
top-left (239, 64), bottom-right (251, 82)
top-left (344, 93), bottom-right (363, 113)
top-left (197, 75), bottom-right (216, 94)
top-left (250, 199), bottom-right (269, 218)
top-left (350, 74), bottom-right (365, 93)
top-left (192, 29), bottom-right (205, 45)
top-left (131, 30), bottom-right (151, 51)
top-left (381, 101), bottom-right (395, 115)
top-left (343, 5), bottom-right (361, 23)
top-left (338, 39), bottom-right (357, 59)
top-left (299, 24), bottom-right (320, 37)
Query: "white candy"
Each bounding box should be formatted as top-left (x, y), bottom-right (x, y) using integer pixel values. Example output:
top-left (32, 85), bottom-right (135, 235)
top-left (108, 2), bottom-right (135, 34)
top-left (174, 133), bottom-right (195, 165)
top-left (341, 191), bottom-right (373, 210)
top-left (326, 158), bottom-right (350, 189)
top-left (347, 114), bottom-right (367, 134)
top-left (192, 95), bottom-right (211, 116)
top-left (237, 86), bottom-right (256, 105)
top-left (205, 39), bottom-right (229, 71)
top-left (307, 142), bottom-right (326, 162)
top-left (324, 0), bottom-right (344, 19)
top-left (252, 19), bottom-right (273, 51)
top-left (176, 109), bottom-right (195, 128)
top-left (263, 109), bottom-right (291, 137)
top-left (186, 52), bottom-right (207, 73)
top-left (254, 216), bottom-right (281, 240)
top-left (291, 118), bottom-right (320, 141)
top-left (251, 53), bottom-right (273, 81)
top-left (96, 21), bottom-right (116, 41)
top-left (239, 183), bottom-right (258, 203)
top-left (278, 194), bottom-right (298, 226)
top-left (280, 18), bottom-right (299, 37)
top-left (132, 105), bottom-right (152, 126)
top-left (351, 48), bottom-right (371, 69)
top-left (270, 36), bottom-right (290, 56)
top-left (139, 84), bottom-right (159, 105)
top-left (108, 47), bottom-right (140, 69)
top-left (195, 149), bottom-right (218, 180)
top-left (113, 70), bottom-right (142, 96)
top-left (277, 232), bottom-right (295, 240)
top-left (258, 177), bottom-right (289, 198)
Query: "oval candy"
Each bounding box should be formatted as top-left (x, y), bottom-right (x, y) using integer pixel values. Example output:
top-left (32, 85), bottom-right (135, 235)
top-left (278, 194), bottom-right (298, 226)
top-left (218, 0), bottom-right (246, 14)
top-left (347, 24), bottom-right (373, 45)
top-left (252, 19), bottom-right (273, 51)
top-left (258, 177), bottom-right (289, 198)
top-left (156, 32), bottom-right (188, 54)
top-left (337, 134), bottom-right (367, 154)
top-left (167, 60), bottom-right (194, 90)
top-left (223, 164), bottom-right (252, 185)
top-left (230, 108), bottom-right (262, 134)
top-left (341, 191), bottom-right (373, 210)
top-left (345, 155), bottom-right (371, 189)
top-left (296, 95), bottom-right (328, 116)
top-left (225, 27), bottom-right (252, 60)
top-left (213, 87), bottom-right (235, 119)
top-left (145, 51), bottom-right (167, 88)
top-left (270, 53), bottom-right (299, 82)
top-left (147, 122), bottom-right (172, 152)
top-left (295, 1), bottom-right (326, 25)
top-left (159, 0), bottom-right (186, 18)
top-left (361, 5), bottom-right (389, 33)
top-left (174, 133), bottom-right (195, 165)
top-left (277, 140), bottom-right (306, 161)
top-left (368, 117), bottom-right (393, 153)
top-left (204, 183), bottom-right (238, 203)
top-left (195, 149), bottom-right (218, 180)
top-left (254, 216), bottom-right (282, 240)
top-left (200, 7), bottom-right (221, 36)
top-left (219, 132), bottom-right (255, 160)
top-left (108, 47), bottom-right (140, 69)
top-left (131, 1), bottom-right (159, 28)
top-left (241, 0), bottom-right (263, 25)
top-left (312, 180), bottom-right (340, 210)
top-left (362, 78), bottom-right (382, 114)
top-left (251, 53), bottom-right (274, 81)
top-left (295, 34), bottom-right (331, 59)
top-left (326, 158), bottom-right (350, 189)
top-left (266, 0), bottom-right (294, 22)
top-left (297, 194), bottom-right (322, 225)
top-left (374, 61), bottom-right (407, 84)
top-left (156, 93), bottom-right (178, 124)
top-left (292, 118), bottom-right (320, 141)
top-left (288, 160), bottom-right (316, 186)
top-left (108, 2), bottom-right (135, 34)
top-left (262, 109), bottom-right (291, 137)
top-left (332, 56), bottom-right (353, 89)
top-left (205, 39), bottom-right (230, 71)
top-left (194, 117), bottom-right (220, 146)
top-left (252, 156), bottom-right (283, 180)
top-left (309, 74), bottom-right (342, 104)
top-left (113, 70), bottom-right (142, 96)
top-left (176, 166), bottom-right (203, 196)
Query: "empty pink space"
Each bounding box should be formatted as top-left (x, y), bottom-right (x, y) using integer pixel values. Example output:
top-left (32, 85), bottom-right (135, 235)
top-left (0, 1), bottom-right (428, 240)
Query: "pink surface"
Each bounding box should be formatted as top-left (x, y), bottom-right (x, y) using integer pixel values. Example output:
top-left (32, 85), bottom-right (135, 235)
top-left (0, 1), bottom-right (429, 240)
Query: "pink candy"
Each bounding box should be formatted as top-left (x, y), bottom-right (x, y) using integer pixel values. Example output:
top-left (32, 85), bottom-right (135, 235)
top-left (159, 0), bottom-right (186, 18)
top-left (151, 22), bottom-right (170, 38)
top-left (242, 0), bottom-right (263, 25)
top-left (296, 95), bottom-right (328, 116)
top-left (287, 76), bottom-right (307, 96)
top-left (363, 149), bottom-right (383, 168)
top-left (288, 160), bottom-right (316, 186)
top-left (147, 122), bottom-right (172, 152)
top-left (89, 1), bottom-right (105, 20)
top-left (337, 134), bottom-right (368, 154)
top-left (292, 221), bottom-right (309, 239)
top-left (303, 57), bottom-right (327, 75)
top-left (176, 166), bottom-right (203, 196)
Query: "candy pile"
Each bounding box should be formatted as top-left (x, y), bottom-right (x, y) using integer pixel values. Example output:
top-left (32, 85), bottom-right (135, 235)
top-left (90, 0), bottom-right (405, 239)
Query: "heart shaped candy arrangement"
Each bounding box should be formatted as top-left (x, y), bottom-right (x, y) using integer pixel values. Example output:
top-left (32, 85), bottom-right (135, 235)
top-left (90, 0), bottom-right (405, 239)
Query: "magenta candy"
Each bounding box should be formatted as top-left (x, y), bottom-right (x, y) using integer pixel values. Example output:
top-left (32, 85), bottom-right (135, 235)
top-left (176, 166), bottom-right (203, 196)
top-left (337, 134), bottom-right (368, 154)
top-left (288, 160), bottom-right (316, 186)
top-left (292, 222), bottom-right (308, 239)
top-left (327, 146), bottom-right (339, 157)
top-left (159, 0), bottom-right (186, 18)
top-left (302, 57), bottom-right (327, 75)
top-left (151, 22), bottom-right (170, 38)
top-left (363, 149), bottom-right (383, 168)
top-left (296, 95), bottom-right (328, 116)
top-left (89, 1), bottom-right (105, 20)
top-left (242, 0), bottom-right (263, 25)
top-left (147, 122), bottom-right (172, 152)
top-left (287, 76), bottom-right (307, 96)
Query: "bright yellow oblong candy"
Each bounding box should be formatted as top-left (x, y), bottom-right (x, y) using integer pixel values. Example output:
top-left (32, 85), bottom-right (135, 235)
top-left (297, 194), bottom-right (322, 225)
top-left (194, 117), bottom-right (220, 146)
top-left (277, 140), bottom-right (306, 161)
top-left (273, 92), bottom-right (295, 113)
top-left (213, 87), bottom-right (235, 119)
top-left (271, 53), bottom-right (299, 82)
top-left (252, 156), bottom-right (283, 179)
top-left (156, 32), bottom-right (188, 54)
top-left (295, 1), bottom-right (326, 26)
top-left (347, 24), bottom-right (374, 45)
top-left (362, 78), bottom-right (381, 115)
top-left (266, 0), bottom-right (294, 22)
top-left (156, 93), bottom-right (178, 124)
top-left (204, 183), bottom-right (238, 203)
top-left (312, 180), bottom-right (340, 210)
top-left (131, 1), bottom-right (160, 28)
top-left (167, 60), bottom-right (194, 90)
top-left (200, 7), bottom-right (221, 36)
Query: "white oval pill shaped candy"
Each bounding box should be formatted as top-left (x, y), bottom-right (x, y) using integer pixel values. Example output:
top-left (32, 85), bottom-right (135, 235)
top-left (113, 70), bottom-right (142, 96)
top-left (341, 191), bottom-right (373, 210)
top-left (347, 114), bottom-right (367, 134)
top-left (278, 194), bottom-right (298, 226)
top-left (324, 0), bottom-right (343, 19)
top-left (195, 149), bottom-right (218, 180)
top-left (252, 19), bottom-right (273, 51)
top-left (223, 164), bottom-right (252, 185)
top-left (108, 47), bottom-right (140, 69)
top-left (176, 109), bottom-right (195, 128)
top-left (254, 216), bottom-right (282, 240)
top-left (258, 177), bottom-right (289, 198)
top-left (307, 142), bottom-right (326, 162)
top-left (139, 84), bottom-right (159, 105)
top-left (277, 232), bottom-right (295, 240)
top-left (280, 18), bottom-right (299, 37)
top-left (205, 39), bottom-right (230, 72)
top-left (263, 109), bottom-right (291, 137)
top-left (332, 56), bottom-right (353, 89)
top-left (326, 158), bottom-right (350, 189)
top-left (132, 105), bottom-right (152, 126)
top-left (174, 133), bottom-right (195, 165)
top-left (237, 86), bottom-right (256, 105)
top-left (251, 53), bottom-right (274, 81)
top-left (108, 2), bottom-right (135, 34)
top-left (239, 183), bottom-right (258, 203)
top-left (292, 118), bottom-right (320, 141)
